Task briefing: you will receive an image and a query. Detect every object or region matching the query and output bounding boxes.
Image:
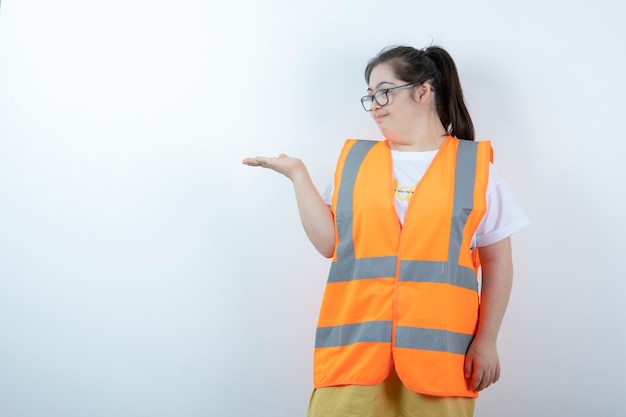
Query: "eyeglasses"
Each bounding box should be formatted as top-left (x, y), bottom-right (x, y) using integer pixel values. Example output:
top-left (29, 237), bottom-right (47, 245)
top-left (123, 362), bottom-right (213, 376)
top-left (360, 83), bottom-right (417, 112)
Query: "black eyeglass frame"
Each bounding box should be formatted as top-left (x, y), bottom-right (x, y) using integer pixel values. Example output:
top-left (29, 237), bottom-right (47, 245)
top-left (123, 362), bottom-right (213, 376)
top-left (360, 83), bottom-right (418, 112)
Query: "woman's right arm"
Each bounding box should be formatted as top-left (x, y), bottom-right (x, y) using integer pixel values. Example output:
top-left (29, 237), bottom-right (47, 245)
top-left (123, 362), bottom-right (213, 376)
top-left (242, 154), bottom-right (335, 258)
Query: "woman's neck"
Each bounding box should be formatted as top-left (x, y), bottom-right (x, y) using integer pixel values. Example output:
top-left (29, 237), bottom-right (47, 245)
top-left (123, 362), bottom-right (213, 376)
top-left (387, 121), bottom-right (449, 152)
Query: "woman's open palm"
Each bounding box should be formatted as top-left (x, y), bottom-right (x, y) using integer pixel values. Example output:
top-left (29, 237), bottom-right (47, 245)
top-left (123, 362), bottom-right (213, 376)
top-left (242, 154), bottom-right (305, 180)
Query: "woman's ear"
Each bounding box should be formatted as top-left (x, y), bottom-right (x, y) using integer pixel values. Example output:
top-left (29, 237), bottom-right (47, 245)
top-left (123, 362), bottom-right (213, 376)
top-left (415, 82), bottom-right (433, 103)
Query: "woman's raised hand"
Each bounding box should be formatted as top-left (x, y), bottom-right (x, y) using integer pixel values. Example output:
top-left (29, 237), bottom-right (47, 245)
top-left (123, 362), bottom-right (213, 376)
top-left (242, 154), bottom-right (306, 181)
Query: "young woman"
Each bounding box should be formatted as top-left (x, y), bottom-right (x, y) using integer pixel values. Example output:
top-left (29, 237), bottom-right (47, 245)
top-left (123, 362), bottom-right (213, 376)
top-left (243, 45), bottom-right (529, 417)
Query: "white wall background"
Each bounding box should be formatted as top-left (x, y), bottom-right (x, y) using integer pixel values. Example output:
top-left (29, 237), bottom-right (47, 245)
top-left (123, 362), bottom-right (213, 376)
top-left (1, 0), bottom-right (624, 416)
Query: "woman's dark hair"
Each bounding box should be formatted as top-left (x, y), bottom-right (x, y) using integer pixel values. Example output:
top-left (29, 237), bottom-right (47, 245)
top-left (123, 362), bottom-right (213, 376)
top-left (364, 45), bottom-right (474, 141)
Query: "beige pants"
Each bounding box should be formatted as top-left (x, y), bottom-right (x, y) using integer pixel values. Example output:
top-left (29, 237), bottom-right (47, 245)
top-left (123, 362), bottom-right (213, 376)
top-left (307, 368), bottom-right (475, 417)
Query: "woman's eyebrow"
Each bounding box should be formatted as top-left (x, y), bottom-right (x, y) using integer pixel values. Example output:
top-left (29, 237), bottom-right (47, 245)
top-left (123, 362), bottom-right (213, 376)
top-left (367, 81), bottom-right (395, 92)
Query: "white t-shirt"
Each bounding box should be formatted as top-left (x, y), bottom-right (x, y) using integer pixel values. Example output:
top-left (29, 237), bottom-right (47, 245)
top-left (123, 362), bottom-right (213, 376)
top-left (322, 148), bottom-right (530, 248)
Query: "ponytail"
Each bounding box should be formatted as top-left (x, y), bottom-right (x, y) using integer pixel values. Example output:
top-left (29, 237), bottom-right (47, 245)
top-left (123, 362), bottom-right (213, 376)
top-left (424, 47), bottom-right (474, 141)
top-left (365, 45), bottom-right (475, 141)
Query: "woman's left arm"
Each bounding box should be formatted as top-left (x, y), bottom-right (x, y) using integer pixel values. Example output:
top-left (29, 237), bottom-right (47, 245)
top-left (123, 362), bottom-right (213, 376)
top-left (464, 237), bottom-right (513, 392)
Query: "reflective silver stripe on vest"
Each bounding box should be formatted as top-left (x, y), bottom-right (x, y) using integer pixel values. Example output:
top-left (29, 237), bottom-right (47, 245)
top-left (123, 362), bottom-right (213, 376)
top-left (450, 140), bottom-right (477, 265)
top-left (398, 140), bottom-right (479, 292)
top-left (315, 321), bottom-right (393, 348)
top-left (328, 140), bottom-right (397, 283)
top-left (398, 260), bottom-right (478, 291)
top-left (329, 256), bottom-right (397, 282)
top-left (395, 326), bottom-right (474, 355)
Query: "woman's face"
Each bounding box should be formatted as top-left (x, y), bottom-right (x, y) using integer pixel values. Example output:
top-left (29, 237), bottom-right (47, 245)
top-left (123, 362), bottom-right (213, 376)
top-left (366, 63), bottom-right (420, 141)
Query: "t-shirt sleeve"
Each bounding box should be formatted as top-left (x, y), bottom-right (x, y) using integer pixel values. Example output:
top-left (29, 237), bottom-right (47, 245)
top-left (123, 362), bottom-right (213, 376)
top-left (322, 182), bottom-right (334, 208)
top-left (475, 164), bottom-right (530, 247)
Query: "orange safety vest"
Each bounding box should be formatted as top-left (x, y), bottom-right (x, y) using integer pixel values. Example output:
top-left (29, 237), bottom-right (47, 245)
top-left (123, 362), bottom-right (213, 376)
top-left (313, 135), bottom-right (492, 398)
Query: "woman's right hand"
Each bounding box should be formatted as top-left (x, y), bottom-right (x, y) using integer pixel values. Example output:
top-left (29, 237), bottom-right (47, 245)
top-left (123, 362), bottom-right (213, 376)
top-left (242, 154), bottom-right (306, 181)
